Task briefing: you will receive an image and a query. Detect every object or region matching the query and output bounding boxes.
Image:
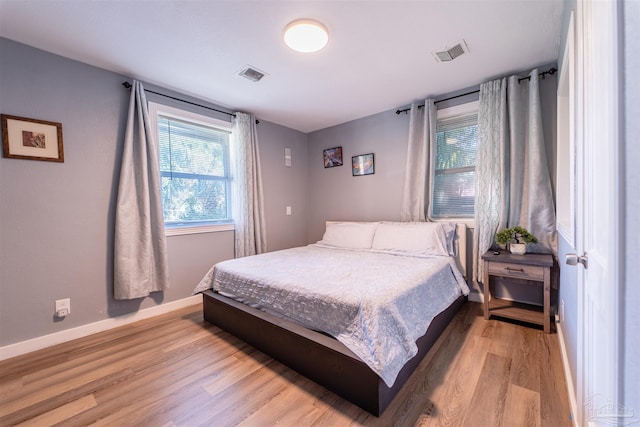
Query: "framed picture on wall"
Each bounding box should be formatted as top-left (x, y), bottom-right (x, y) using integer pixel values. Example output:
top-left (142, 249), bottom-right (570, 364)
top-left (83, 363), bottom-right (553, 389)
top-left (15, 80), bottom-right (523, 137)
top-left (323, 146), bottom-right (343, 168)
top-left (352, 153), bottom-right (375, 176)
top-left (1, 114), bottom-right (64, 162)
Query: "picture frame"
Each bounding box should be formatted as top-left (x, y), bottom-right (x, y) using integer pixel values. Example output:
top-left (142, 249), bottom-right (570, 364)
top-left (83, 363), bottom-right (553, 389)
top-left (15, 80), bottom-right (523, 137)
top-left (352, 153), bottom-right (375, 176)
top-left (323, 146), bottom-right (343, 168)
top-left (1, 114), bottom-right (64, 162)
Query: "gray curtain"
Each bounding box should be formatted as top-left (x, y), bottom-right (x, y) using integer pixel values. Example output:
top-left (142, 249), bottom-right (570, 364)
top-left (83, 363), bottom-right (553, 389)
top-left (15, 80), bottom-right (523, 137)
top-left (473, 69), bottom-right (556, 282)
top-left (506, 73), bottom-right (556, 253)
top-left (232, 112), bottom-right (267, 258)
top-left (114, 81), bottom-right (169, 299)
top-left (400, 99), bottom-right (436, 222)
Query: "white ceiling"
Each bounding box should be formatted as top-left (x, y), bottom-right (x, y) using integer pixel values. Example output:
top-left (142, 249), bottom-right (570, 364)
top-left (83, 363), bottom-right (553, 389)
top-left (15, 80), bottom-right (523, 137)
top-left (0, 0), bottom-right (565, 133)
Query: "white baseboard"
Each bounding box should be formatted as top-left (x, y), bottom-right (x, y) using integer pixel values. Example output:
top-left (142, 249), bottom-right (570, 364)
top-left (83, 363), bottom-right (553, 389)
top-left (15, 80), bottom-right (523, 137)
top-left (556, 321), bottom-right (579, 427)
top-left (0, 295), bottom-right (202, 362)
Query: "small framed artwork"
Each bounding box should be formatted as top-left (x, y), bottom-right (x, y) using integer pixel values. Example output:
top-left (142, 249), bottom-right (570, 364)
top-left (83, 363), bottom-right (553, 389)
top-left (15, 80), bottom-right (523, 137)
top-left (1, 114), bottom-right (64, 162)
top-left (323, 146), bottom-right (343, 168)
top-left (352, 153), bottom-right (375, 176)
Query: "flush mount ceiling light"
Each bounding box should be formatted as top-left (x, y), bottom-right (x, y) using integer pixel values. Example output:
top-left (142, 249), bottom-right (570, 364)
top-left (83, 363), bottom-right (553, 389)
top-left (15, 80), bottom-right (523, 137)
top-left (284, 19), bottom-right (328, 53)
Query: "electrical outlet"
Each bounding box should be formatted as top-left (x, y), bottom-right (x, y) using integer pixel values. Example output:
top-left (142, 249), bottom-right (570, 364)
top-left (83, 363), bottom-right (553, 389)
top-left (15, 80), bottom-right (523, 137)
top-left (560, 299), bottom-right (565, 323)
top-left (55, 298), bottom-right (70, 318)
top-left (286, 206), bottom-right (292, 216)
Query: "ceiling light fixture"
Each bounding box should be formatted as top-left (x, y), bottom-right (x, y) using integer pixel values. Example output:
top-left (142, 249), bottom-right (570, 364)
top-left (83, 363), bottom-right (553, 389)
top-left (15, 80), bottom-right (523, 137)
top-left (284, 19), bottom-right (328, 53)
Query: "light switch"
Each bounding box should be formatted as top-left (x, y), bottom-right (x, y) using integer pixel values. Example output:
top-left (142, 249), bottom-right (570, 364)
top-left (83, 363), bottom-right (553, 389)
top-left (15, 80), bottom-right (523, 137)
top-left (285, 147), bottom-right (292, 167)
top-left (286, 206), bottom-right (292, 216)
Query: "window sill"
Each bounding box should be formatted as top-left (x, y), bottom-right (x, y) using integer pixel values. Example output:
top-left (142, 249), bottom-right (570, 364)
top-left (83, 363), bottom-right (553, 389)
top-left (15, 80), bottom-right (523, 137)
top-left (165, 223), bottom-right (234, 237)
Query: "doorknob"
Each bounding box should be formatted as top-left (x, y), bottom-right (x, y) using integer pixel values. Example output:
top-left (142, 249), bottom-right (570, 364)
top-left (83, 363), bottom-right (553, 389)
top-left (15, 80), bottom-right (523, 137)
top-left (566, 253), bottom-right (588, 268)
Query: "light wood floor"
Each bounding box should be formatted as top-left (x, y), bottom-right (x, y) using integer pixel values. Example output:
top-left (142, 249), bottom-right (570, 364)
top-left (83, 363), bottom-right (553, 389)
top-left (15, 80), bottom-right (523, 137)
top-left (0, 300), bottom-right (572, 426)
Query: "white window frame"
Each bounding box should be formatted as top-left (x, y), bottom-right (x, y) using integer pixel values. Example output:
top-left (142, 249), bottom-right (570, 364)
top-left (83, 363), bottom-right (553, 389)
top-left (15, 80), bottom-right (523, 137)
top-left (429, 100), bottom-right (479, 224)
top-left (148, 102), bottom-right (234, 236)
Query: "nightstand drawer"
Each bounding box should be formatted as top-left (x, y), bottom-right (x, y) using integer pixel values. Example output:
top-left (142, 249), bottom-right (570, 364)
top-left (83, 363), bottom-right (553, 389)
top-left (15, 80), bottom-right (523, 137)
top-left (487, 262), bottom-right (545, 281)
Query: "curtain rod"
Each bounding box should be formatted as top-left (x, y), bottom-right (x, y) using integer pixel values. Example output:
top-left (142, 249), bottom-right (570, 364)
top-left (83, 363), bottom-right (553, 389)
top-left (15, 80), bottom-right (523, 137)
top-left (395, 66), bottom-right (557, 115)
top-left (122, 82), bottom-right (234, 117)
top-left (518, 66), bottom-right (557, 83)
top-left (122, 82), bottom-right (260, 124)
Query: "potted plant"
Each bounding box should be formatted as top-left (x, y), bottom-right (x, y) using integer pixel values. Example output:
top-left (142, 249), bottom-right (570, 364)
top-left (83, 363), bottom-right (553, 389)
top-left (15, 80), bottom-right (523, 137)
top-left (495, 226), bottom-right (538, 255)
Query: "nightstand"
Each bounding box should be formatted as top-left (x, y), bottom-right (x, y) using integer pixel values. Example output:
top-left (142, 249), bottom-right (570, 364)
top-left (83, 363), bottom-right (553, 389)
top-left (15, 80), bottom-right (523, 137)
top-left (482, 250), bottom-right (554, 333)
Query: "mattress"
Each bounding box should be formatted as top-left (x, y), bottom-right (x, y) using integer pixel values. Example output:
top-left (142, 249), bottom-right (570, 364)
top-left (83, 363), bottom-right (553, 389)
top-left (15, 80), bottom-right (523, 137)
top-left (194, 244), bottom-right (469, 387)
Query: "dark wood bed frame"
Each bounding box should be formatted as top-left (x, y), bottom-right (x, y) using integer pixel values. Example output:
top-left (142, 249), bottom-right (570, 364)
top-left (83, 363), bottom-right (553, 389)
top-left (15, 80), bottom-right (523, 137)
top-left (202, 290), bottom-right (467, 416)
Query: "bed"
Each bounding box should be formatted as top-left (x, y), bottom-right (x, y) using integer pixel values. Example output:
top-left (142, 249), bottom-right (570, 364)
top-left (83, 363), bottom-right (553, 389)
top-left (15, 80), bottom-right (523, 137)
top-left (194, 221), bottom-right (469, 416)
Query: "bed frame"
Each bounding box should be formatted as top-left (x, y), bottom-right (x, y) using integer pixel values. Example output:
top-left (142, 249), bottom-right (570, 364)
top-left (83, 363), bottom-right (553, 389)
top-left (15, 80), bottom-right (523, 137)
top-left (201, 223), bottom-right (468, 416)
top-left (203, 290), bottom-right (465, 416)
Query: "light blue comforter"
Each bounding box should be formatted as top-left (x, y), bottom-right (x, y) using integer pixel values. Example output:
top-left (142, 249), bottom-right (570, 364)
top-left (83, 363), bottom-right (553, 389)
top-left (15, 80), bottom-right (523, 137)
top-left (194, 244), bottom-right (469, 387)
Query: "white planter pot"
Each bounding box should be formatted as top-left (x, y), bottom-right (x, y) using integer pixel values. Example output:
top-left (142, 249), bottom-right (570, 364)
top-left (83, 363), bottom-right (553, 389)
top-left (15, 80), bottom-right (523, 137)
top-left (509, 243), bottom-right (527, 255)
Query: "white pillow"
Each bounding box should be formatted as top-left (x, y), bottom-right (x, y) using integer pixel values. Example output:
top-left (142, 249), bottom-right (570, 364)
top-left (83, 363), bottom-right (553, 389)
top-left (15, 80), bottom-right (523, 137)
top-left (318, 222), bottom-right (379, 249)
top-left (371, 222), bottom-right (457, 256)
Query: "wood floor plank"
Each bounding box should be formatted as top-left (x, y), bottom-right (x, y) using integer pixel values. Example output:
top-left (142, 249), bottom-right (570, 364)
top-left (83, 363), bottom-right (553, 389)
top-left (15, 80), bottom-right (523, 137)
top-left (176, 362), bottom-right (291, 426)
top-left (0, 367), bottom-right (133, 426)
top-left (203, 366), bottom-right (298, 426)
top-left (69, 337), bottom-right (235, 426)
top-left (202, 350), bottom-right (272, 398)
top-left (12, 337), bottom-right (161, 401)
top-left (14, 394), bottom-right (97, 427)
top-left (479, 317), bottom-right (518, 358)
top-left (0, 305), bottom-right (202, 382)
top-left (54, 329), bottom-right (229, 425)
top-left (462, 352), bottom-right (512, 427)
top-left (0, 301), bottom-right (573, 426)
top-left (385, 301), bottom-right (479, 427)
top-left (236, 379), bottom-right (327, 426)
top-left (0, 355), bottom-right (137, 415)
top-left (419, 338), bottom-right (485, 426)
top-left (509, 326), bottom-right (542, 393)
top-left (539, 332), bottom-right (573, 427)
top-left (86, 360), bottom-right (223, 427)
top-left (0, 377), bottom-right (22, 401)
top-left (503, 384), bottom-right (541, 427)
top-left (18, 314), bottom-right (204, 389)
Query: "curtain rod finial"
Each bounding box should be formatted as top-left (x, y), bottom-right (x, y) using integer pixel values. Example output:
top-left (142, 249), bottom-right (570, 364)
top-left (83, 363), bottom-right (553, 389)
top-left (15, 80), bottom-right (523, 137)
top-left (122, 81), bottom-right (132, 89)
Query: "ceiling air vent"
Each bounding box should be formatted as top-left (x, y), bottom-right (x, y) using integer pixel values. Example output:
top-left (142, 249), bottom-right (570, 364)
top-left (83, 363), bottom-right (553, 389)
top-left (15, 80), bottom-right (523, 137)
top-left (238, 65), bottom-right (267, 82)
top-left (432, 40), bottom-right (470, 63)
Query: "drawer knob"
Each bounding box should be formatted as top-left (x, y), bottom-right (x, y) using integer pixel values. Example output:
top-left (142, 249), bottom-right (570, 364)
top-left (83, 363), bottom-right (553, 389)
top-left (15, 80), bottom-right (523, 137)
top-left (505, 267), bottom-right (525, 273)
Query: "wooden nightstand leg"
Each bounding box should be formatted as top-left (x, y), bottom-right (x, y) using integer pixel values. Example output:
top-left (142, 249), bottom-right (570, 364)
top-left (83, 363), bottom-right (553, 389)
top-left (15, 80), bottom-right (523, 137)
top-left (483, 260), bottom-right (490, 320)
top-left (543, 267), bottom-right (551, 333)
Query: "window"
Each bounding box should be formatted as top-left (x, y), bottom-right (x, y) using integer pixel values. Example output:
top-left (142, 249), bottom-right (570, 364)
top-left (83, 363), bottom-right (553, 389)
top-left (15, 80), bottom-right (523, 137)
top-left (430, 101), bottom-right (479, 220)
top-left (148, 102), bottom-right (233, 234)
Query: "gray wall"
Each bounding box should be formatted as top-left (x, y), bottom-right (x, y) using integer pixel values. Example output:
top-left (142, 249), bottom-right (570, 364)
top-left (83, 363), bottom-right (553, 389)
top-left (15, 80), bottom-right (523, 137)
top-left (0, 38), bottom-right (308, 346)
top-left (307, 110), bottom-right (411, 242)
top-left (557, 234), bottom-right (578, 384)
top-left (257, 121), bottom-right (309, 251)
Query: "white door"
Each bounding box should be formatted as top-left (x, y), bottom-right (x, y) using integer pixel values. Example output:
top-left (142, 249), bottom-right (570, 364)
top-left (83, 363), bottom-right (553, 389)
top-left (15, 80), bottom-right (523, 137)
top-left (572, 1), bottom-right (621, 426)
